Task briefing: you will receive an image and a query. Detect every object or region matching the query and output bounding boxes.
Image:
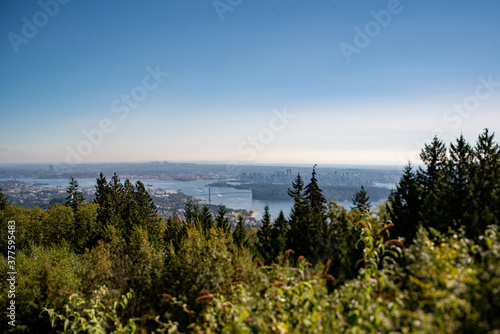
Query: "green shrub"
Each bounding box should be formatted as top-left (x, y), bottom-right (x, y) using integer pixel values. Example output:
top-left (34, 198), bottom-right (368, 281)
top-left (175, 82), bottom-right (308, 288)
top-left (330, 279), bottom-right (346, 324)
top-left (0, 244), bottom-right (83, 333)
top-left (194, 221), bottom-right (411, 333)
top-left (43, 286), bottom-right (179, 333)
top-left (161, 225), bottom-right (258, 328)
top-left (0, 206), bottom-right (44, 251)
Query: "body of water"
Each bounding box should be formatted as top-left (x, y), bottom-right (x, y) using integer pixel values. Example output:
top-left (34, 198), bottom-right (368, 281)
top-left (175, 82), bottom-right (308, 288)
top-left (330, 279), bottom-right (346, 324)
top-left (373, 182), bottom-right (397, 190)
top-left (1, 177), bottom-right (386, 220)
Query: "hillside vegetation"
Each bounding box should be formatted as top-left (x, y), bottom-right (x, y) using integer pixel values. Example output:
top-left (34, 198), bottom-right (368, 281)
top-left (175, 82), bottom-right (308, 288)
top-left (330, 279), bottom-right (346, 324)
top-left (0, 129), bottom-right (499, 333)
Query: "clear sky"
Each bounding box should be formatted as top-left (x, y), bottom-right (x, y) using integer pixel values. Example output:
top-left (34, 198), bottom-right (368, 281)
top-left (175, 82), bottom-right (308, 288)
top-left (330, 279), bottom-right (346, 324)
top-left (1, 0), bottom-right (499, 166)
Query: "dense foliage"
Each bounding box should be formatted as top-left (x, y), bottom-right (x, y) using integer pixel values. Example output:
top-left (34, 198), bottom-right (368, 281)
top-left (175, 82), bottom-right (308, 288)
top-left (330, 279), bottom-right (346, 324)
top-left (389, 129), bottom-right (500, 243)
top-left (0, 131), bottom-right (499, 333)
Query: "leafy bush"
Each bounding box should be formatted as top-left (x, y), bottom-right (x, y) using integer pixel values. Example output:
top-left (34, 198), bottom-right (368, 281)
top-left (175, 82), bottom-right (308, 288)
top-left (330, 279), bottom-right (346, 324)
top-left (193, 221), bottom-right (411, 333)
top-left (0, 244), bottom-right (83, 333)
top-left (0, 205), bottom-right (44, 251)
top-left (2, 156), bottom-right (499, 333)
top-left (43, 286), bottom-right (181, 333)
top-left (402, 225), bottom-right (500, 333)
top-left (160, 225), bottom-right (259, 328)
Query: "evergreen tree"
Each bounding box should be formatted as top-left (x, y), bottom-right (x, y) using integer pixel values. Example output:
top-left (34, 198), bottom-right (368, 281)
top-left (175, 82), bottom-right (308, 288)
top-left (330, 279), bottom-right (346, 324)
top-left (270, 210), bottom-right (288, 260)
top-left (470, 129), bottom-right (500, 238)
top-left (107, 173), bottom-right (126, 234)
top-left (390, 130), bottom-right (500, 241)
top-left (389, 164), bottom-right (422, 243)
top-left (418, 136), bottom-right (449, 232)
top-left (200, 204), bottom-right (213, 232)
top-left (184, 198), bottom-right (200, 225)
top-left (286, 173), bottom-right (310, 257)
top-left (233, 214), bottom-right (247, 247)
top-left (352, 185), bottom-right (371, 212)
top-left (215, 205), bottom-right (231, 233)
top-left (257, 204), bottom-right (273, 263)
top-left (109, 173), bottom-right (125, 211)
top-left (165, 211), bottom-right (187, 250)
top-left (94, 173), bottom-right (108, 204)
top-left (287, 173), bottom-right (307, 226)
top-left (286, 168), bottom-right (334, 259)
top-left (133, 181), bottom-right (158, 224)
top-left (447, 134), bottom-right (474, 229)
top-left (94, 172), bottom-right (109, 224)
top-left (304, 164), bottom-right (327, 236)
top-left (65, 177), bottom-right (85, 213)
top-left (93, 173), bottom-right (160, 243)
top-left (327, 201), bottom-right (363, 283)
top-left (126, 181), bottom-right (160, 242)
top-left (121, 179), bottom-right (137, 236)
top-left (304, 165), bottom-right (326, 215)
top-left (0, 189), bottom-right (10, 211)
top-left (94, 172), bottom-right (112, 241)
top-left (94, 173), bottom-right (124, 229)
top-left (419, 136), bottom-right (448, 190)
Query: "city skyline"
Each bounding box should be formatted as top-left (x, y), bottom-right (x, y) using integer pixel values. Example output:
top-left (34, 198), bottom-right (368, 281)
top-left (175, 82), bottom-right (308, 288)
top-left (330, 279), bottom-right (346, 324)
top-left (1, 1), bottom-right (499, 166)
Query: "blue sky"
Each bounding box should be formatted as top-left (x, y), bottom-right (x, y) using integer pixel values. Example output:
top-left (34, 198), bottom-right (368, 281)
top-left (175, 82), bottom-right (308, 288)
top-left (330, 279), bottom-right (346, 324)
top-left (1, 0), bottom-right (499, 166)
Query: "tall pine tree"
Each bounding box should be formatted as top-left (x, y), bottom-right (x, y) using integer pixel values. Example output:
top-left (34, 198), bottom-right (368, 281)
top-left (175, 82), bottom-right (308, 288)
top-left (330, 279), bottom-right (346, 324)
top-left (470, 129), bottom-right (500, 238)
top-left (327, 201), bottom-right (363, 283)
top-left (0, 189), bottom-right (10, 211)
top-left (391, 130), bottom-right (500, 241)
top-left (233, 214), bottom-right (247, 247)
top-left (134, 181), bottom-right (158, 224)
top-left (304, 165), bottom-right (326, 214)
top-left (352, 185), bottom-right (371, 212)
top-left (93, 173), bottom-right (160, 243)
top-left (184, 198), bottom-right (200, 225)
top-left (215, 205), bottom-right (231, 233)
top-left (418, 136), bottom-right (449, 232)
top-left (270, 210), bottom-right (288, 261)
top-left (200, 204), bottom-right (213, 232)
top-left (448, 134), bottom-right (474, 229)
top-left (286, 173), bottom-right (310, 257)
top-left (286, 167), bottom-right (329, 259)
top-left (257, 204), bottom-right (273, 263)
top-left (389, 164), bottom-right (421, 243)
top-left (419, 136), bottom-right (448, 189)
top-left (304, 165), bottom-right (327, 237)
top-left (65, 177), bottom-right (85, 213)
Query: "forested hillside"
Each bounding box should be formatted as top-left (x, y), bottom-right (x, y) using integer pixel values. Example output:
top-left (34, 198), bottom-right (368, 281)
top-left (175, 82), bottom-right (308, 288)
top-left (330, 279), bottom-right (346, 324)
top-left (208, 182), bottom-right (392, 202)
top-left (0, 130), bottom-right (499, 333)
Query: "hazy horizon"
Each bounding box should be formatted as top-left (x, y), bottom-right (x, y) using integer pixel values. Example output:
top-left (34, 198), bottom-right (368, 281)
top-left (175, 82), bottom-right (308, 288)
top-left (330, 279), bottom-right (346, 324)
top-left (1, 1), bottom-right (499, 166)
top-left (0, 160), bottom-right (407, 170)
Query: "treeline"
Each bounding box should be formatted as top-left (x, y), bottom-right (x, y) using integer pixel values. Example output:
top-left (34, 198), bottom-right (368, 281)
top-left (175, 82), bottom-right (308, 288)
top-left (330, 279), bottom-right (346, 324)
top-left (389, 129), bottom-right (500, 243)
top-left (254, 184), bottom-right (390, 202)
top-left (0, 169), bottom-right (372, 332)
top-left (209, 181), bottom-right (391, 202)
top-left (0, 130), bottom-right (498, 333)
top-left (0, 173), bottom-right (260, 333)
